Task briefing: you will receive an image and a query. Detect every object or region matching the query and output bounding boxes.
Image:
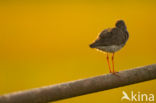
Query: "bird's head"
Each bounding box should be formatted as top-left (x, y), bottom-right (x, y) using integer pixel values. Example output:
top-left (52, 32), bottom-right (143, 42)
top-left (115, 20), bottom-right (127, 31)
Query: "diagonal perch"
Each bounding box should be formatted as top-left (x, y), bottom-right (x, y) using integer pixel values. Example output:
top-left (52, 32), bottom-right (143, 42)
top-left (0, 64), bottom-right (156, 103)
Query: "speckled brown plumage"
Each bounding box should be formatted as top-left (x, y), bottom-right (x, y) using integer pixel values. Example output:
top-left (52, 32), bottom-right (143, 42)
top-left (90, 20), bottom-right (129, 53)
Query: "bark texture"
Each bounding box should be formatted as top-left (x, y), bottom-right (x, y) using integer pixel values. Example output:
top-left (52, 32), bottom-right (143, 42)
top-left (0, 64), bottom-right (156, 103)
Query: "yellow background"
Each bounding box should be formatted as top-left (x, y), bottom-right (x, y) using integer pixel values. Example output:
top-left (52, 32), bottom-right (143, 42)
top-left (0, 0), bottom-right (156, 103)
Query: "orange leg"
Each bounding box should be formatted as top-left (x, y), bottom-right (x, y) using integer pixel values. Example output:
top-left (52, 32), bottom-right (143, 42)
top-left (106, 53), bottom-right (112, 73)
top-left (112, 53), bottom-right (115, 73)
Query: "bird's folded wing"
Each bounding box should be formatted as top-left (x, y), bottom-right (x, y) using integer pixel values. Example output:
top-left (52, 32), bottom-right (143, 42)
top-left (94, 28), bottom-right (127, 46)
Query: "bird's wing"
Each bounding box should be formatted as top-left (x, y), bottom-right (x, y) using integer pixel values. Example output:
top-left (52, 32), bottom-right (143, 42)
top-left (94, 28), bottom-right (127, 46)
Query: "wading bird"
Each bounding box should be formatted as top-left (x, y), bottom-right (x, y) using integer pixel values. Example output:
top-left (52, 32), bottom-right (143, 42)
top-left (90, 20), bottom-right (129, 74)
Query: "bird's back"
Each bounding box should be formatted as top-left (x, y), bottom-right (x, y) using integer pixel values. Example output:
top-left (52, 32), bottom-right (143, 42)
top-left (90, 20), bottom-right (129, 52)
top-left (90, 27), bottom-right (129, 47)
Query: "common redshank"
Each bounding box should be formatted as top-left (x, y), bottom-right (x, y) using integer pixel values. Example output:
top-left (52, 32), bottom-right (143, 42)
top-left (90, 20), bottom-right (129, 74)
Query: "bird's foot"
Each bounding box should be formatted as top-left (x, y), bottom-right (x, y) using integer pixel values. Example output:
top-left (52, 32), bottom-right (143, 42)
top-left (112, 71), bottom-right (120, 76)
top-left (112, 71), bottom-right (119, 74)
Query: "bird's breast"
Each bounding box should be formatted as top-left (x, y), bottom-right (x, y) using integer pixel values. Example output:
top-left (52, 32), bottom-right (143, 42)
top-left (96, 44), bottom-right (125, 53)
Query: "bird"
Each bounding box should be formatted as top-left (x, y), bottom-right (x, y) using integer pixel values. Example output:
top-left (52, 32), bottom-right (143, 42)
top-left (89, 20), bottom-right (129, 74)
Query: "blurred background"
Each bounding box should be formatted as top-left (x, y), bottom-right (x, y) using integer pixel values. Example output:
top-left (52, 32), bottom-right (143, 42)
top-left (0, 0), bottom-right (156, 103)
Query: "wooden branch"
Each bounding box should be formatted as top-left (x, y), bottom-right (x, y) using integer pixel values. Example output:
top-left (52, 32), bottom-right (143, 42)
top-left (0, 64), bottom-right (156, 103)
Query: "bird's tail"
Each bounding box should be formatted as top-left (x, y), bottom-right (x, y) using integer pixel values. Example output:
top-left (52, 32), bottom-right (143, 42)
top-left (89, 43), bottom-right (96, 48)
